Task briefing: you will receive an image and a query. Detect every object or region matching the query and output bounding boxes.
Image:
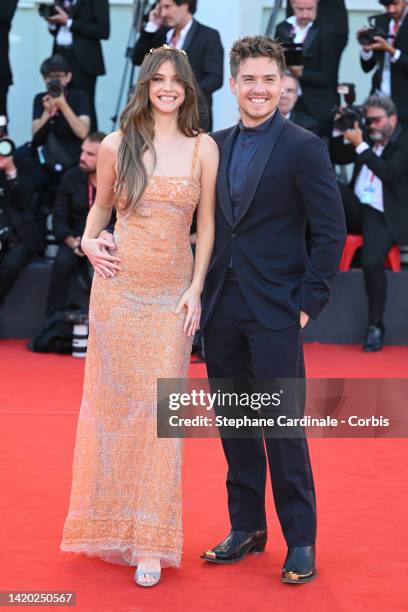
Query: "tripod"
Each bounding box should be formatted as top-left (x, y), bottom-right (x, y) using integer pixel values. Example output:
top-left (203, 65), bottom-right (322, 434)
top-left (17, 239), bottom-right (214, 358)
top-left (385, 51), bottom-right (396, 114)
top-left (265, 0), bottom-right (283, 37)
top-left (110, 0), bottom-right (153, 130)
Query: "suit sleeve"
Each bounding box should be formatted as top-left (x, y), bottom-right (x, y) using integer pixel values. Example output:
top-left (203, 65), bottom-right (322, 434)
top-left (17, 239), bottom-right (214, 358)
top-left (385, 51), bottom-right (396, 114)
top-left (132, 29), bottom-right (166, 65)
top-left (196, 29), bottom-right (224, 94)
top-left (329, 135), bottom-right (358, 165)
top-left (70, 0), bottom-right (110, 40)
top-left (360, 51), bottom-right (378, 73)
top-left (358, 142), bottom-right (408, 183)
top-left (295, 136), bottom-right (347, 318)
top-left (393, 50), bottom-right (408, 73)
top-left (0, 0), bottom-right (18, 23)
top-left (300, 28), bottom-right (338, 87)
top-left (52, 177), bottom-right (72, 243)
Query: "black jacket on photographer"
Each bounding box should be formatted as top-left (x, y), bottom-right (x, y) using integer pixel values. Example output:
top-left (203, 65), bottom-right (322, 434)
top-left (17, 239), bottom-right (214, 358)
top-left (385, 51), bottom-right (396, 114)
top-left (132, 19), bottom-right (224, 131)
top-left (275, 18), bottom-right (339, 123)
top-left (0, 0), bottom-right (18, 116)
top-left (330, 126), bottom-right (408, 245)
top-left (0, 170), bottom-right (31, 305)
top-left (52, 164), bottom-right (114, 243)
top-left (360, 11), bottom-right (408, 124)
top-left (48, 0), bottom-right (110, 129)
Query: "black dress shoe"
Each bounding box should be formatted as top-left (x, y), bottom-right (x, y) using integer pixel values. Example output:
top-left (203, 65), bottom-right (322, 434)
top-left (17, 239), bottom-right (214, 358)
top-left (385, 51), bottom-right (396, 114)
top-left (363, 324), bottom-right (384, 352)
top-left (281, 545), bottom-right (316, 584)
top-left (201, 530), bottom-right (267, 564)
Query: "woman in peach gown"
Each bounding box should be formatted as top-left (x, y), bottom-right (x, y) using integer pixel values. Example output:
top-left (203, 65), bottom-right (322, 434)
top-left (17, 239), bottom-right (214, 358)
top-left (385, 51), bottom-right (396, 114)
top-left (60, 46), bottom-right (218, 587)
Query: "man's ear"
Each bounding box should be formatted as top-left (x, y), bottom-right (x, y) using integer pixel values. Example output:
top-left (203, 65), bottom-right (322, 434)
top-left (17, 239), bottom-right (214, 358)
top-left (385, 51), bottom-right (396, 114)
top-left (229, 76), bottom-right (237, 95)
top-left (66, 71), bottom-right (73, 83)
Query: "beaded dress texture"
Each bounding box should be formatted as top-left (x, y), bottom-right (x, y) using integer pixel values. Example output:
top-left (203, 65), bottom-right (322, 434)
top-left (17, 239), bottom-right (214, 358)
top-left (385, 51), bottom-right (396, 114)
top-left (60, 135), bottom-right (202, 568)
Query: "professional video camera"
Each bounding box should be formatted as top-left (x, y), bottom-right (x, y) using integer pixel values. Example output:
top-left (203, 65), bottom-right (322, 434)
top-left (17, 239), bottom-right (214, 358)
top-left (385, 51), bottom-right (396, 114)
top-left (333, 84), bottom-right (365, 132)
top-left (0, 116), bottom-right (15, 158)
top-left (277, 22), bottom-right (304, 67)
top-left (357, 15), bottom-right (389, 46)
top-left (37, 1), bottom-right (72, 19)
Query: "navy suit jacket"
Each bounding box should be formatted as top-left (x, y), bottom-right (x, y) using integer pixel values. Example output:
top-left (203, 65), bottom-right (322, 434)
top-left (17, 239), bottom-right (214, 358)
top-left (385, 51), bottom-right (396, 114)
top-left (201, 111), bottom-right (347, 330)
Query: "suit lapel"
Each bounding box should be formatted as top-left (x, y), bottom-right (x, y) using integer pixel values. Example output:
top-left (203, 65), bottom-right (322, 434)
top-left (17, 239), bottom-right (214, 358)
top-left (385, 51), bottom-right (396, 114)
top-left (234, 111), bottom-right (287, 228)
top-left (182, 19), bottom-right (198, 53)
top-left (303, 22), bottom-right (319, 57)
top-left (216, 125), bottom-right (239, 227)
top-left (71, 0), bottom-right (80, 17)
top-left (396, 10), bottom-right (408, 42)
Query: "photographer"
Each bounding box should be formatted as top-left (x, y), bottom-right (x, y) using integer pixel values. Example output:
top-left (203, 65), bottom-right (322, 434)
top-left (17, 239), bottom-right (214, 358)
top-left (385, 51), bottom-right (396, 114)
top-left (13, 55), bottom-right (90, 249)
top-left (41, 0), bottom-right (110, 131)
top-left (0, 153), bottom-right (31, 307)
top-left (132, 0), bottom-right (224, 131)
top-left (46, 132), bottom-right (114, 316)
top-left (275, 0), bottom-right (340, 137)
top-left (358, 0), bottom-right (408, 128)
top-left (0, 1), bottom-right (18, 119)
top-left (330, 95), bottom-right (408, 351)
top-left (287, 0), bottom-right (349, 54)
top-left (279, 72), bottom-right (321, 134)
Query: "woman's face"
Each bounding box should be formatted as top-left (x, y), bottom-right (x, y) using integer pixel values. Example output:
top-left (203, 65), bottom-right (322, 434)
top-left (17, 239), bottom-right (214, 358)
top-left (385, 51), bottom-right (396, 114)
top-left (148, 59), bottom-right (186, 115)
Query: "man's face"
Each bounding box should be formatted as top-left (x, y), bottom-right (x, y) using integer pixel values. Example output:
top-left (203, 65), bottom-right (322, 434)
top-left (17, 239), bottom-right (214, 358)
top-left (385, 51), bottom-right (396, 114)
top-left (230, 57), bottom-right (284, 126)
top-left (43, 71), bottom-right (72, 88)
top-left (159, 0), bottom-right (190, 28)
top-left (291, 0), bottom-right (318, 27)
top-left (365, 106), bottom-right (397, 143)
top-left (384, 0), bottom-right (407, 20)
top-left (279, 75), bottom-right (299, 115)
top-left (79, 139), bottom-right (101, 174)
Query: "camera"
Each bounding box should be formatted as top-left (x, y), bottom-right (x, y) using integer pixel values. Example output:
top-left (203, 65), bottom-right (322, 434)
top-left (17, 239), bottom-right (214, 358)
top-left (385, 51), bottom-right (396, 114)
top-left (47, 78), bottom-right (64, 98)
top-left (357, 15), bottom-right (388, 46)
top-left (333, 84), bottom-right (365, 132)
top-left (277, 22), bottom-right (304, 67)
top-left (37, 1), bottom-right (69, 19)
top-left (0, 116), bottom-right (15, 158)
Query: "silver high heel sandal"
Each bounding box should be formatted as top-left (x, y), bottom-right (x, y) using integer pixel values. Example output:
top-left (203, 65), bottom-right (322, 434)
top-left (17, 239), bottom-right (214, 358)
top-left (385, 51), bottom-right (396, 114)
top-left (134, 566), bottom-right (161, 588)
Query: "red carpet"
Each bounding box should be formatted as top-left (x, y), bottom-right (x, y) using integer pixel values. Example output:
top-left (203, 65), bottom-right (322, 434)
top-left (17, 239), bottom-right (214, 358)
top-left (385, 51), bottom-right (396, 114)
top-left (1, 340), bottom-right (407, 611)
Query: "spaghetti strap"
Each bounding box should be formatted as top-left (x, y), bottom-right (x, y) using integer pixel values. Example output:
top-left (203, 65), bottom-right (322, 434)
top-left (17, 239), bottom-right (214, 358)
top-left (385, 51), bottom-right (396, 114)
top-left (190, 133), bottom-right (202, 178)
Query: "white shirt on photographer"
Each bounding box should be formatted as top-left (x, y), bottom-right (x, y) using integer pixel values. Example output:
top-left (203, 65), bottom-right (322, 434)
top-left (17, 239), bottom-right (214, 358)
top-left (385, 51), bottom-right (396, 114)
top-left (354, 142), bottom-right (385, 213)
top-left (144, 17), bottom-right (193, 50)
top-left (286, 15), bottom-right (314, 44)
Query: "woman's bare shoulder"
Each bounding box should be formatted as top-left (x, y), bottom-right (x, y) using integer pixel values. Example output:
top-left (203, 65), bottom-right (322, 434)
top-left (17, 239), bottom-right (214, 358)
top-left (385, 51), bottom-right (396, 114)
top-left (100, 130), bottom-right (123, 154)
top-left (198, 132), bottom-right (219, 161)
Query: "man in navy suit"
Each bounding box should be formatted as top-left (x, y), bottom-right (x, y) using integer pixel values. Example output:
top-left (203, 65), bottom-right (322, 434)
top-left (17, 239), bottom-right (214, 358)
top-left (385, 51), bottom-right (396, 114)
top-left (200, 36), bottom-right (346, 583)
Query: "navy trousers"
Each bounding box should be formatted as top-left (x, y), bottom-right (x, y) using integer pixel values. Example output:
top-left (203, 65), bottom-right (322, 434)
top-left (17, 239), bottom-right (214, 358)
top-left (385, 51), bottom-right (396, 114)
top-left (204, 273), bottom-right (317, 546)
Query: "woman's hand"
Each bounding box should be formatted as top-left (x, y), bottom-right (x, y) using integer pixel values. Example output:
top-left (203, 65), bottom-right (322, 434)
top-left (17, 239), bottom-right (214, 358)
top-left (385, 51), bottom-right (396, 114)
top-left (175, 286), bottom-right (202, 337)
top-left (81, 236), bottom-right (122, 279)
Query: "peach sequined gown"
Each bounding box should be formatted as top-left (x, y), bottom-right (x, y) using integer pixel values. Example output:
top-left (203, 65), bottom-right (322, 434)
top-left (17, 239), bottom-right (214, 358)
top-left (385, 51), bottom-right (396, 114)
top-left (60, 136), bottom-right (201, 568)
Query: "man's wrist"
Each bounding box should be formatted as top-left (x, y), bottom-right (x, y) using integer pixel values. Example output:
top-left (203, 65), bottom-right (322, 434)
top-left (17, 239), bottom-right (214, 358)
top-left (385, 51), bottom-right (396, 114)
top-left (355, 142), bottom-right (370, 155)
top-left (391, 48), bottom-right (401, 62)
top-left (66, 18), bottom-right (73, 30)
top-left (5, 168), bottom-right (18, 180)
top-left (145, 21), bottom-right (159, 33)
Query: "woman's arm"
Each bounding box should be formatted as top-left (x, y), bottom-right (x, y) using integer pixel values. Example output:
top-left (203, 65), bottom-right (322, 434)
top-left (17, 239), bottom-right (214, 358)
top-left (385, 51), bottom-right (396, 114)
top-left (175, 134), bottom-right (219, 336)
top-left (81, 132), bottom-right (122, 279)
top-left (190, 134), bottom-right (218, 293)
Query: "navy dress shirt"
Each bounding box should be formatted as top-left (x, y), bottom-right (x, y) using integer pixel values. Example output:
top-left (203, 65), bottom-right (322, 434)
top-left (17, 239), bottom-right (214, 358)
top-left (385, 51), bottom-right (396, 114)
top-left (228, 112), bottom-right (276, 221)
top-left (227, 112), bottom-right (276, 268)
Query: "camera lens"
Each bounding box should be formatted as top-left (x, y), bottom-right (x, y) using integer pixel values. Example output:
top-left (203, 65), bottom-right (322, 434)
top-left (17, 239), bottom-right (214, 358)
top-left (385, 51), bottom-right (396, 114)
top-left (0, 139), bottom-right (14, 157)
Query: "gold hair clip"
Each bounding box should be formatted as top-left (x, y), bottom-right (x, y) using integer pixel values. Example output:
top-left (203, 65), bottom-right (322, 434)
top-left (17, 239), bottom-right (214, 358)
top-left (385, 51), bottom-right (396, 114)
top-left (147, 44), bottom-right (188, 57)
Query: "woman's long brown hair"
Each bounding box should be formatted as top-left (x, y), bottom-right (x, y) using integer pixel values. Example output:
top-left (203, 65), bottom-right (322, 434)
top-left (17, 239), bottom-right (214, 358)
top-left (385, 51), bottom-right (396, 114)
top-left (115, 46), bottom-right (201, 214)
